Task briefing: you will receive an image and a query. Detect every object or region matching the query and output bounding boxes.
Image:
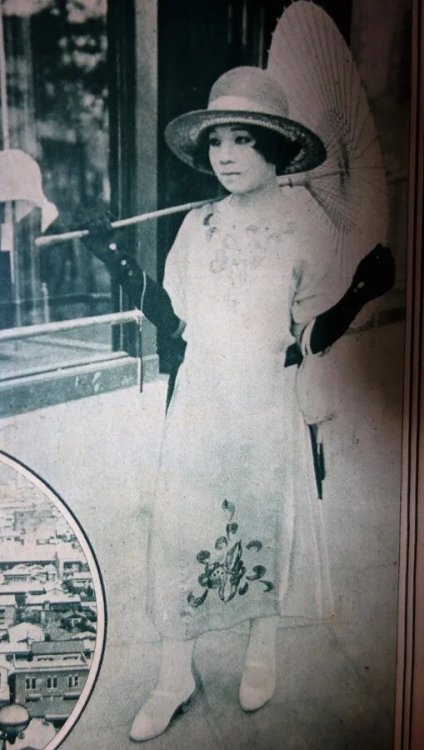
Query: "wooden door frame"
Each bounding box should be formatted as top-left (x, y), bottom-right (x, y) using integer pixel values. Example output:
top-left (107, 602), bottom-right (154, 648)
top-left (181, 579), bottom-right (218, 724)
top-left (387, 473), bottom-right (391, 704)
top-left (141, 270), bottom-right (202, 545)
top-left (395, 0), bottom-right (424, 747)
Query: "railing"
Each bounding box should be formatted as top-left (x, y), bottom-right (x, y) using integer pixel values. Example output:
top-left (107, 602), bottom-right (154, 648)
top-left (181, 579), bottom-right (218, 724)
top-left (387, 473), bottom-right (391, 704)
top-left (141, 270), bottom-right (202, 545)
top-left (0, 311), bottom-right (145, 417)
top-left (0, 310), bottom-right (143, 343)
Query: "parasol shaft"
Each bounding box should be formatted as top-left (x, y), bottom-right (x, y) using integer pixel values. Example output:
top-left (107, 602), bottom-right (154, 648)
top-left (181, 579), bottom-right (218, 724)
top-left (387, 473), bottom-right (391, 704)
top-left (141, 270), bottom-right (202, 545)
top-left (34, 167), bottom-right (344, 249)
top-left (35, 197), bottom-right (221, 248)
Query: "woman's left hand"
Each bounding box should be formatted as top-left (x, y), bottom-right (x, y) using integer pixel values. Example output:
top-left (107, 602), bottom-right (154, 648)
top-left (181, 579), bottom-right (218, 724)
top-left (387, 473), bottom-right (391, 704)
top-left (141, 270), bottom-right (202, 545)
top-left (350, 244), bottom-right (395, 303)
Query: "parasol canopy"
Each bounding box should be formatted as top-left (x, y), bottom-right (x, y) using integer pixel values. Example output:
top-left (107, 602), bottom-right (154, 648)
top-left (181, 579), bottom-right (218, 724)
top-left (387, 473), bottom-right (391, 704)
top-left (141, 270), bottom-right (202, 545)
top-left (268, 0), bottom-right (388, 280)
top-left (266, 0), bottom-right (390, 427)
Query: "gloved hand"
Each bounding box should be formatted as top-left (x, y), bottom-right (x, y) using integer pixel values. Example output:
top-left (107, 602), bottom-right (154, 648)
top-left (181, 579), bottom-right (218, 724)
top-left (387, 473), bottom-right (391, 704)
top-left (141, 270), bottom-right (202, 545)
top-left (308, 243), bottom-right (395, 356)
top-left (79, 210), bottom-right (119, 271)
top-left (78, 209), bottom-right (184, 337)
top-left (350, 243), bottom-right (395, 304)
top-left (79, 210), bottom-right (146, 292)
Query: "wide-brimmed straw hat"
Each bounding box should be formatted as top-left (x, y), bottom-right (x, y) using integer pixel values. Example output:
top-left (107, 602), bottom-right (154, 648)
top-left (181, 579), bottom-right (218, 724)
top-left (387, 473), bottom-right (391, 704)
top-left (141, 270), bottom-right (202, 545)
top-left (165, 66), bottom-right (326, 176)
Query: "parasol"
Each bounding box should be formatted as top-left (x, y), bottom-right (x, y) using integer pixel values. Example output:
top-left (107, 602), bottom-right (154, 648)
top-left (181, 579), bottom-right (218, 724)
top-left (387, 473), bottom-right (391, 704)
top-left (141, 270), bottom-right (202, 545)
top-left (266, 1), bottom-right (390, 435)
top-left (268, 0), bottom-right (388, 281)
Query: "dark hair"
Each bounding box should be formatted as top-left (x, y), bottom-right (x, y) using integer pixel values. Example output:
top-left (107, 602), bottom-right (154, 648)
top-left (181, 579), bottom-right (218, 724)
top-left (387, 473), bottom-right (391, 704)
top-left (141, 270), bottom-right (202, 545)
top-left (193, 124), bottom-right (301, 175)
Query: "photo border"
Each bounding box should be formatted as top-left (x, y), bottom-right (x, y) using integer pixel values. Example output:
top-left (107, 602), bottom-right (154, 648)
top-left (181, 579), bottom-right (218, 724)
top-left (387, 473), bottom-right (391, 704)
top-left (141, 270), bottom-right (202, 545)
top-left (395, 0), bottom-right (424, 747)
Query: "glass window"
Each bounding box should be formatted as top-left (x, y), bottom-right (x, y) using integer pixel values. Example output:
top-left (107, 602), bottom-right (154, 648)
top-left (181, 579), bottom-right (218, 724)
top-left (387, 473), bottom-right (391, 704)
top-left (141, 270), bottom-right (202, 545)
top-left (0, 1), bottom-right (141, 412)
top-left (1, 1), bottom-right (111, 325)
top-left (25, 676), bottom-right (37, 690)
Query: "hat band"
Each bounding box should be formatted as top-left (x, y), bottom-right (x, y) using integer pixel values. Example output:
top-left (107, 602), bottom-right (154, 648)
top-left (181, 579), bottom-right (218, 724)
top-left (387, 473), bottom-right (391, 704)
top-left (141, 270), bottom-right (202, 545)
top-left (208, 95), bottom-right (288, 118)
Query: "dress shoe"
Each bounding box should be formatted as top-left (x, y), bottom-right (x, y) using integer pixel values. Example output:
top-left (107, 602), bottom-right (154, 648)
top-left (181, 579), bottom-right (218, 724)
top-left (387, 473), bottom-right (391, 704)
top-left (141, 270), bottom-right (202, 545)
top-left (130, 682), bottom-right (195, 742)
top-left (239, 660), bottom-right (276, 712)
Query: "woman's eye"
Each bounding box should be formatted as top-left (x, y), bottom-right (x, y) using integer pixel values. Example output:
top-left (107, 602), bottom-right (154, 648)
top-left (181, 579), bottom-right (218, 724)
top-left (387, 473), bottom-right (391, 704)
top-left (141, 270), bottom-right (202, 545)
top-left (234, 134), bottom-right (254, 145)
top-left (208, 136), bottom-right (221, 147)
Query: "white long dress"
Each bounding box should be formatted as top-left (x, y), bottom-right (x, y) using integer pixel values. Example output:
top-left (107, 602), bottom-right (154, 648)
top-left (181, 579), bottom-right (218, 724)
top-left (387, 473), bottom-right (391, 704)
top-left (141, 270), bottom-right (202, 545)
top-left (148, 188), bottom-right (337, 641)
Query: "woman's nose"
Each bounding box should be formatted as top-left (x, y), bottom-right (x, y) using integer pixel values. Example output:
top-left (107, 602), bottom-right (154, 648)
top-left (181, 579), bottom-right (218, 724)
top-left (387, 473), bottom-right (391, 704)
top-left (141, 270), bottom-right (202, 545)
top-left (218, 142), bottom-right (235, 162)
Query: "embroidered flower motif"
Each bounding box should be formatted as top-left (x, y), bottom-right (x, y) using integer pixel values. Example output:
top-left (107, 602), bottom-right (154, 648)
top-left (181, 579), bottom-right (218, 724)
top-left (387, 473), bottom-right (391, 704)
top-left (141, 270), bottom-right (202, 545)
top-left (187, 499), bottom-right (274, 608)
top-left (209, 243), bottom-right (229, 274)
top-left (207, 222), bottom-right (274, 285)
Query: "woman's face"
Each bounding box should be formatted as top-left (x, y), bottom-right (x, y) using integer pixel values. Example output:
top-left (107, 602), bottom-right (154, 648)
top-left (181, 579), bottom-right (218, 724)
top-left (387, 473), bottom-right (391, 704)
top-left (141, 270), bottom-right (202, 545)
top-left (208, 125), bottom-right (277, 195)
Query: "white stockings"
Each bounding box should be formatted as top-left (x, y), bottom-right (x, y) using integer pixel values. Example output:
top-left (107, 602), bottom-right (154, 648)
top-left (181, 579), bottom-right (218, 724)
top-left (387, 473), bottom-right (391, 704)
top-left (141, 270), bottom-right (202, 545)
top-left (130, 618), bottom-right (279, 740)
top-left (130, 637), bottom-right (195, 742)
top-left (239, 616), bottom-right (278, 711)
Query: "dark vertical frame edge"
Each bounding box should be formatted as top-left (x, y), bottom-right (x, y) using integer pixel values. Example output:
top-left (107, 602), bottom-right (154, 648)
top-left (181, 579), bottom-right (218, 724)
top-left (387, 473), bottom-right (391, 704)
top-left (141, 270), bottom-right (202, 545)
top-left (394, 0), bottom-right (424, 747)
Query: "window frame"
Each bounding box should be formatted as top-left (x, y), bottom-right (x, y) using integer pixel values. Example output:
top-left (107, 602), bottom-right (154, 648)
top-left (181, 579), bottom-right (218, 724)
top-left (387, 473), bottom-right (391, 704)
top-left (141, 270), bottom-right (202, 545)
top-left (0, 1), bottom-right (148, 416)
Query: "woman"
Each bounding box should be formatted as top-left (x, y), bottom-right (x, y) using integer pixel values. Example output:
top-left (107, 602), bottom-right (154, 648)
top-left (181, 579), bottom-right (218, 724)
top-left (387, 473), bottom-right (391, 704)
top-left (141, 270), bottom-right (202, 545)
top-left (86, 66), bottom-right (394, 742)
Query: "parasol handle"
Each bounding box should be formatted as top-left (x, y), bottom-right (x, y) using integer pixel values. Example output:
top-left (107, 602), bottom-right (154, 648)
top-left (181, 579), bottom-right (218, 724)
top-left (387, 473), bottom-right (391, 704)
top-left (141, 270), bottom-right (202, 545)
top-left (34, 168), bottom-right (343, 249)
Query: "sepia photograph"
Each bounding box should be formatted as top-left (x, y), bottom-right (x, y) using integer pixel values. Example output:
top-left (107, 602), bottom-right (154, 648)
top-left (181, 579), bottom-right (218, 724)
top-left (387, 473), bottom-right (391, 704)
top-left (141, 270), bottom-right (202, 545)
top-left (0, 1), bottom-right (422, 748)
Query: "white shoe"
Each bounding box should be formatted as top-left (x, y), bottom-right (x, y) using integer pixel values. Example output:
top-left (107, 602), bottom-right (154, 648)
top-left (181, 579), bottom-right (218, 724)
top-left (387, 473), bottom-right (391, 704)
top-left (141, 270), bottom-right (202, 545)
top-left (239, 661), bottom-right (276, 712)
top-left (130, 683), bottom-right (195, 742)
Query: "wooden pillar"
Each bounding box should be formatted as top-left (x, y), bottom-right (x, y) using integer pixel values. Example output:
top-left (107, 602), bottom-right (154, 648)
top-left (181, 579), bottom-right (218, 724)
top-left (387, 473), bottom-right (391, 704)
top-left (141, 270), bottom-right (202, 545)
top-left (108, 0), bottom-right (159, 375)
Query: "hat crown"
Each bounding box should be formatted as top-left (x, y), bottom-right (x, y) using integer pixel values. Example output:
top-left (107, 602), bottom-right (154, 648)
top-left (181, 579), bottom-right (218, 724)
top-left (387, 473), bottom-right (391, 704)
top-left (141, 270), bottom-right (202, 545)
top-left (208, 66), bottom-right (289, 118)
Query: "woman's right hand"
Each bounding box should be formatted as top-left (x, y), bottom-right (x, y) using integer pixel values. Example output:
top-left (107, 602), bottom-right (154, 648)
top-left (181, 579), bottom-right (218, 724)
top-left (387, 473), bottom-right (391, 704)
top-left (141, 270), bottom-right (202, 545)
top-left (79, 210), bottom-right (145, 296)
top-left (79, 210), bottom-right (118, 270)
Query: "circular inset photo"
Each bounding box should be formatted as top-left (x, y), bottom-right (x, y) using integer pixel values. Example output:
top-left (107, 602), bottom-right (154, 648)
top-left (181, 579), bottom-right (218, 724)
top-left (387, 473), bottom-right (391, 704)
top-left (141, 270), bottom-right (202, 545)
top-left (0, 452), bottom-right (105, 750)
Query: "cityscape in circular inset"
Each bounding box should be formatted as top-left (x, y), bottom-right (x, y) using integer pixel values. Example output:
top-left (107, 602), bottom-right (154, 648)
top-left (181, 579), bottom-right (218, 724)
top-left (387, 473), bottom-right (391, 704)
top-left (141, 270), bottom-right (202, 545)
top-left (0, 454), bottom-right (105, 750)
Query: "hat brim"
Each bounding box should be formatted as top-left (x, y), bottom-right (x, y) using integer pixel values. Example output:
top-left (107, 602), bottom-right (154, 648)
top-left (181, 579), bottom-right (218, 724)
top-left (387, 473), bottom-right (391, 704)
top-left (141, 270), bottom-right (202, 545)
top-left (165, 110), bottom-right (326, 176)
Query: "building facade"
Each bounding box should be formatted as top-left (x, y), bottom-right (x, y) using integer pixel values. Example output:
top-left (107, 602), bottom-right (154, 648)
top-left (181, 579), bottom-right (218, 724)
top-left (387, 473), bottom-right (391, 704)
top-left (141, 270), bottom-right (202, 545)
top-left (10, 641), bottom-right (90, 725)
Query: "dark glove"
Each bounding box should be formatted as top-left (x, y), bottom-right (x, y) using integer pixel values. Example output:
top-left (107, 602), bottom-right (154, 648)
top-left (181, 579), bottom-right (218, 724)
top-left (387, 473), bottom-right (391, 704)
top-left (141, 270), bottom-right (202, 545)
top-left (79, 210), bottom-right (119, 272)
top-left (79, 210), bottom-right (184, 337)
top-left (284, 342), bottom-right (303, 367)
top-left (309, 244), bottom-right (395, 355)
top-left (79, 210), bottom-right (147, 305)
top-left (143, 275), bottom-right (182, 336)
top-left (350, 244), bottom-right (395, 305)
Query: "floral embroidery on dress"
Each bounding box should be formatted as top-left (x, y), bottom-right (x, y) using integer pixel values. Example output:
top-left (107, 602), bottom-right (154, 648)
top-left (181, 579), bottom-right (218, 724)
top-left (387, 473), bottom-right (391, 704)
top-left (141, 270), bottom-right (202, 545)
top-left (205, 204), bottom-right (286, 293)
top-left (208, 226), bottom-right (269, 284)
top-left (187, 499), bottom-right (274, 608)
